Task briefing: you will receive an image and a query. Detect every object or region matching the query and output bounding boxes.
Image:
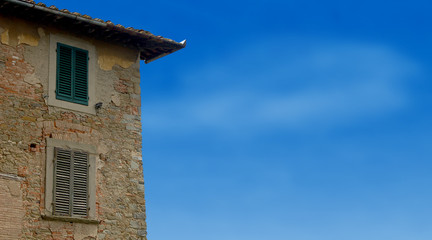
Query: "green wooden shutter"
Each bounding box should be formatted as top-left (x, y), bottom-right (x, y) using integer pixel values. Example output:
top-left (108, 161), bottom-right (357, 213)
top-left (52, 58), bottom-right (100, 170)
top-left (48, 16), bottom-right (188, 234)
top-left (56, 43), bottom-right (89, 105)
top-left (56, 44), bottom-right (73, 101)
top-left (53, 148), bottom-right (89, 217)
top-left (73, 49), bottom-right (89, 105)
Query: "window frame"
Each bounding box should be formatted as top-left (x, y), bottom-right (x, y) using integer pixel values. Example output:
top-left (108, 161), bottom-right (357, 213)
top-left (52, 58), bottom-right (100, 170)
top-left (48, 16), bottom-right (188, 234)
top-left (48, 33), bottom-right (97, 115)
top-left (43, 138), bottom-right (97, 223)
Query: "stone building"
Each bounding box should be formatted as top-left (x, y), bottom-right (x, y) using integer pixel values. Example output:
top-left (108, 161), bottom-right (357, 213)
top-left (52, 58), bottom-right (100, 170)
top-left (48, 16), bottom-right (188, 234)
top-left (0, 0), bottom-right (185, 239)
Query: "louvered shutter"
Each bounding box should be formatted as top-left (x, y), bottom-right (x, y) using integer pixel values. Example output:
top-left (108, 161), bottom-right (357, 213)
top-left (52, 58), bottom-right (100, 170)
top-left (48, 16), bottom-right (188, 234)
top-left (56, 43), bottom-right (89, 105)
top-left (53, 148), bottom-right (72, 216)
top-left (56, 44), bottom-right (73, 101)
top-left (53, 148), bottom-right (89, 217)
top-left (71, 151), bottom-right (88, 217)
top-left (73, 49), bottom-right (89, 105)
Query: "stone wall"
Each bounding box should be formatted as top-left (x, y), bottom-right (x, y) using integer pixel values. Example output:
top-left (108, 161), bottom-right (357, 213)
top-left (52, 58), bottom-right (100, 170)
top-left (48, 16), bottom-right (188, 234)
top-left (0, 15), bottom-right (147, 239)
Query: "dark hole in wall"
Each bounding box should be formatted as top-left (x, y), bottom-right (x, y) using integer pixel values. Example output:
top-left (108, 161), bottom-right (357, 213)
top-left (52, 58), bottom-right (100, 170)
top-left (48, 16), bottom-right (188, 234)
top-left (30, 143), bottom-right (38, 152)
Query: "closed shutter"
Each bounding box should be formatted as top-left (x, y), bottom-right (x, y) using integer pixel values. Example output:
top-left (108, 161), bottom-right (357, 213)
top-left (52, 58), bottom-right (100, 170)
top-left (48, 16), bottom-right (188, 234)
top-left (56, 43), bottom-right (89, 105)
top-left (53, 148), bottom-right (89, 217)
top-left (71, 151), bottom-right (89, 217)
top-left (56, 44), bottom-right (73, 100)
top-left (73, 49), bottom-right (89, 105)
top-left (53, 148), bottom-right (72, 216)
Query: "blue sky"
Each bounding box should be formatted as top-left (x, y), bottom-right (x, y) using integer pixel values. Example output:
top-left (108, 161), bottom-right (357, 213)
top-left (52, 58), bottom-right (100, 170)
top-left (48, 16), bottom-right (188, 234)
top-left (44, 1), bottom-right (432, 239)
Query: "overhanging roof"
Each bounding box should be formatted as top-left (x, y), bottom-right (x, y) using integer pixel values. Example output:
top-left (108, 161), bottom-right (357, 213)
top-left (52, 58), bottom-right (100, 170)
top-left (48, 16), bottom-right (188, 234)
top-left (0, 0), bottom-right (186, 63)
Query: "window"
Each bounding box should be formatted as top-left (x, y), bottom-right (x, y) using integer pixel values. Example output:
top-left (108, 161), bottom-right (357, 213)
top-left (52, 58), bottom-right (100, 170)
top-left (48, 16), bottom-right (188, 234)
top-left (56, 43), bottom-right (89, 105)
top-left (43, 139), bottom-right (97, 223)
top-left (48, 34), bottom-right (96, 115)
top-left (53, 148), bottom-right (89, 217)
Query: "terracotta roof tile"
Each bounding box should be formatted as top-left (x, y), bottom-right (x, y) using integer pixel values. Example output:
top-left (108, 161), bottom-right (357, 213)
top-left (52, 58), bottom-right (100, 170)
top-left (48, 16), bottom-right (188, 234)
top-left (0, 0), bottom-right (186, 63)
top-left (25, 0), bottom-right (171, 41)
top-left (16, 0), bottom-right (184, 46)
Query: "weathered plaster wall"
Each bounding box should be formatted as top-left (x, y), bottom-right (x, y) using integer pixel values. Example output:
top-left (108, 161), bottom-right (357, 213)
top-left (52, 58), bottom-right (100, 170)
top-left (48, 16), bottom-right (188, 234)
top-left (0, 176), bottom-right (25, 240)
top-left (0, 17), bottom-right (41, 47)
top-left (97, 42), bottom-right (138, 71)
top-left (0, 16), bottom-right (146, 239)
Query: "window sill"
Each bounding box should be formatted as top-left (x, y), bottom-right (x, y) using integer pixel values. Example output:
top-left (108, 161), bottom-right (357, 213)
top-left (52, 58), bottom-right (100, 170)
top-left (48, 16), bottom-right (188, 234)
top-left (47, 99), bottom-right (96, 115)
top-left (41, 214), bottom-right (99, 224)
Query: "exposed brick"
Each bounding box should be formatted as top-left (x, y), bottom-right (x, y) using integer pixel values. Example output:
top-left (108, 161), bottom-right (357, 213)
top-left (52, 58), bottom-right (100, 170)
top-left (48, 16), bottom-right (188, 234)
top-left (114, 79), bottom-right (128, 93)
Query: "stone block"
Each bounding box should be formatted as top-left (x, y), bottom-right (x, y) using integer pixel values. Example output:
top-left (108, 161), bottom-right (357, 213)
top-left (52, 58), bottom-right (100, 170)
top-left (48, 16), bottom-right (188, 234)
top-left (130, 220), bottom-right (140, 229)
top-left (133, 212), bottom-right (146, 219)
top-left (137, 230), bottom-right (146, 237)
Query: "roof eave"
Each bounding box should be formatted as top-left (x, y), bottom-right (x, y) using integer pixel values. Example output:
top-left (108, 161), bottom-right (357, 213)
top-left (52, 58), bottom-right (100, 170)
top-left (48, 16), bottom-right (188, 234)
top-left (0, 0), bottom-right (185, 63)
top-left (144, 40), bottom-right (186, 64)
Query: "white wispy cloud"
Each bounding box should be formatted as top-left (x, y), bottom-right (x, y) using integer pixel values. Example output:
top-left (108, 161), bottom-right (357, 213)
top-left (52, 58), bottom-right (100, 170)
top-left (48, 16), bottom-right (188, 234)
top-left (142, 37), bottom-right (420, 135)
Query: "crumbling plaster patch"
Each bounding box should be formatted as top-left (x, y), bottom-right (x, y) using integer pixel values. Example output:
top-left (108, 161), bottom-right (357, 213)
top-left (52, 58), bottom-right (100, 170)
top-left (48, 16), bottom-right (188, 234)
top-left (1, 29), bottom-right (9, 45)
top-left (97, 42), bottom-right (138, 70)
top-left (0, 16), bottom-right (40, 47)
top-left (23, 72), bottom-right (41, 85)
top-left (18, 32), bottom-right (39, 46)
top-left (111, 94), bottom-right (121, 106)
top-left (0, 178), bottom-right (24, 239)
top-left (6, 180), bottom-right (21, 197)
top-left (73, 223), bottom-right (98, 240)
